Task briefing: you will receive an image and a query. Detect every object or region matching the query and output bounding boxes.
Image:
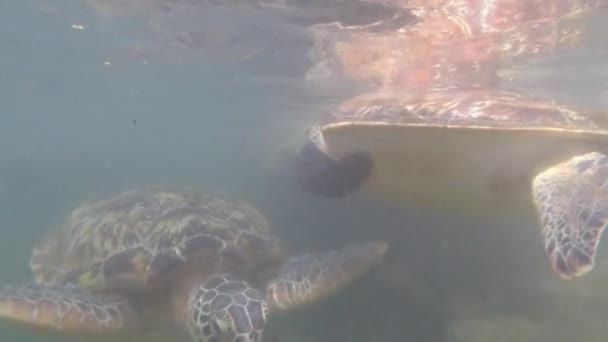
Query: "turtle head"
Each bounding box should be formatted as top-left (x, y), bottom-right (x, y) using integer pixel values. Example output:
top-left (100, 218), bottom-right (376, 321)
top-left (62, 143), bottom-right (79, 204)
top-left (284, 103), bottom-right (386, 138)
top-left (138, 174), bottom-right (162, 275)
top-left (292, 126), bottom-right (373, 198)
top-left (187, 241), bottom-right (387, 341)
top-left (187, 274), bottom-right (270, 342)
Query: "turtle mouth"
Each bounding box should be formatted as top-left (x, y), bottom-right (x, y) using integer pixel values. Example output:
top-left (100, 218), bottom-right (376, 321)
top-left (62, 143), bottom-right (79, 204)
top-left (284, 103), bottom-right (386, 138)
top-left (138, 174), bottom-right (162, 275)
top-left (292, 139), bottom-right (373, 198)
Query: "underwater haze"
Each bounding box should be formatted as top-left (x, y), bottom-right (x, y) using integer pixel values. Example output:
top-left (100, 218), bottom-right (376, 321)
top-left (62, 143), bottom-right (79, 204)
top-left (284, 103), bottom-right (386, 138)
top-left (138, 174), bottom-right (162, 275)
top-left (1, 1), bottom-right (608, 342)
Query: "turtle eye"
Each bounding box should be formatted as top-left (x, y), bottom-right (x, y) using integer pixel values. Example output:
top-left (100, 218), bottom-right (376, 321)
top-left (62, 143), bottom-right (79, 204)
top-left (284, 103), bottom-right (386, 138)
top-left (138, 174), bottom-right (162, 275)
top-left (210, 318), bottom-right (221, 334)
top-left (194, 316), bottom-right (227, 342)
top-left (207, 313), bottom-right (240, 342)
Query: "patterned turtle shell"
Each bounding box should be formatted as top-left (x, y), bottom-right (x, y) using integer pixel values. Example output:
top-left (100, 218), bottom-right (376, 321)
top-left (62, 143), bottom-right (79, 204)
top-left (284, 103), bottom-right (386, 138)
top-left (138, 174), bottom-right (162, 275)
top-left (29, 189), bottom-right (287, 292)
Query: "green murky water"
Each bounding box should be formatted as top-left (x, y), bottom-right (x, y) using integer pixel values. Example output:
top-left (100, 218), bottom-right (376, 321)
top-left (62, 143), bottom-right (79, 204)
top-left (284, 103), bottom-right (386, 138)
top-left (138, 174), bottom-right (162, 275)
top-left (1, 1), bottom-right (608, 341)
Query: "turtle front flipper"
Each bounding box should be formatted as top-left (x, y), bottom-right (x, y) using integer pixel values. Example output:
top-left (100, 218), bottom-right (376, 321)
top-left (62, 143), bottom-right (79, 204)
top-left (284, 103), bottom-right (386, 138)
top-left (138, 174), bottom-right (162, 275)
top-left (0, 284), bottom-right (139, 334)
top-left (532, 152), bottom-right (608, 279)
top-left (185, 242), bottom-right (387, 342)
top-left (294, 126), bottom-right (373, 198)
top-left (266, 241), bottom-right (388, 311)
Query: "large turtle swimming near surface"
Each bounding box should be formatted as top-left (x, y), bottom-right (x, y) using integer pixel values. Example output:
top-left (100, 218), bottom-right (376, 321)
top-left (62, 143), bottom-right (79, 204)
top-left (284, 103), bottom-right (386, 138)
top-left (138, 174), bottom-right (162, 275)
top-left (0, 188), bottom-right (387, 341)
top-left (293, 0), bottom-right (608, 280)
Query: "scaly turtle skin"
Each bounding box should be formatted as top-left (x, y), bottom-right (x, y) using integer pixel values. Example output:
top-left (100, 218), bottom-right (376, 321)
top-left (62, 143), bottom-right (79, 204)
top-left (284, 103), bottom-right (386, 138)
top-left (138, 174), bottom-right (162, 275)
top-left (0, 188), bottom-right (387, 341)
top-left (294, 0), bottom-right (608, 280)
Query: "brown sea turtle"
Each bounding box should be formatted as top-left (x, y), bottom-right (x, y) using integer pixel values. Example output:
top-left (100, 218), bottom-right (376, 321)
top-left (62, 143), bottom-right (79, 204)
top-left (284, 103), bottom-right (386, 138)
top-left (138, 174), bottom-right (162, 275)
top-left (293, 0), bottom-right (608, 280)
top-left (0, 188), bottom-right (387, 341)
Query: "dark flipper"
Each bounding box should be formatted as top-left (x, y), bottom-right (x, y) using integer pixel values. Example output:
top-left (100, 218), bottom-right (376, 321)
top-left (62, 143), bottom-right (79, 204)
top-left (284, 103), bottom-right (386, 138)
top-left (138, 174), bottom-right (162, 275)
top-left (266, 241), bottom-right (388, 311)
top-left (0, 284), bottom-right (138, 334)
top-left (532, 152), bottom-right (608, 279)
top-left (293, 127), bottom-right (372, 198)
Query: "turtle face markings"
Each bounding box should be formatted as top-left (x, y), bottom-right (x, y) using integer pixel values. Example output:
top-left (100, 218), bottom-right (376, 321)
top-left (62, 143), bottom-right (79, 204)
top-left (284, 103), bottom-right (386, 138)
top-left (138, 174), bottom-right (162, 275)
top-left (188, 275), bottom-right (267, 342)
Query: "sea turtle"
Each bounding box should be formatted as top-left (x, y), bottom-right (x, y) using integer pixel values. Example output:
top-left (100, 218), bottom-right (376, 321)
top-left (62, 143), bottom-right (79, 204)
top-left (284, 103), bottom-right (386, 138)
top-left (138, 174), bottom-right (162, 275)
top-left (292, 0), bottom-right (608, 281)
top-left (0, 188), bottom-right (387, 341)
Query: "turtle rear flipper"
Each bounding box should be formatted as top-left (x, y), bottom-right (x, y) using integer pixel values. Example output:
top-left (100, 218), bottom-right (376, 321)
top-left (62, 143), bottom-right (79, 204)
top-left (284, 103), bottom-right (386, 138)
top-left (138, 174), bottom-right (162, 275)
top-left (0, 284), bottom-right (139, 334)
top-left (266, 241), bottom-right (388, 311)
top-left (294, 126), bottom-right (373, 198)
top-left (532, 152), bottom-right (608, 279)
